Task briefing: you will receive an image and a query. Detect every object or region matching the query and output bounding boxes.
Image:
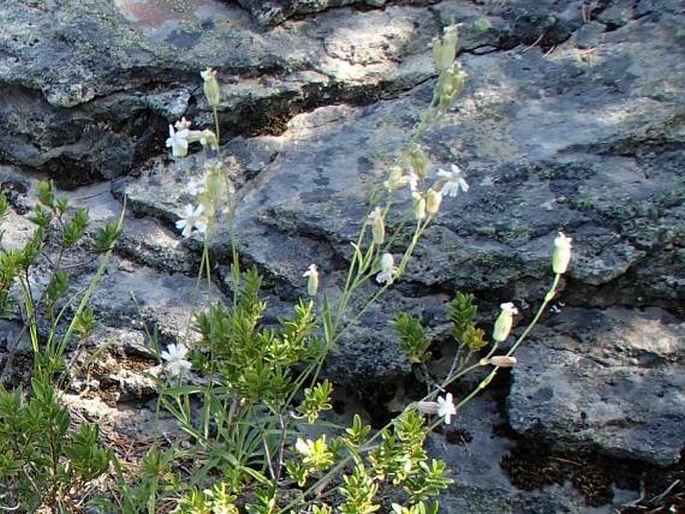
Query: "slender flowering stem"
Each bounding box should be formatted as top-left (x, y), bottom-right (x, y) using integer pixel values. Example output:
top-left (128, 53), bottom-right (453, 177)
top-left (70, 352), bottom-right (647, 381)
top-left (455, 274), bottom-right (561, 410)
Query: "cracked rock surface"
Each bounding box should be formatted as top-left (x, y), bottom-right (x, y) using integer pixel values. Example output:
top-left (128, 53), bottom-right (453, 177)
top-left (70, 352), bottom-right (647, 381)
top-left (1, 0), bottom-right (684, 511)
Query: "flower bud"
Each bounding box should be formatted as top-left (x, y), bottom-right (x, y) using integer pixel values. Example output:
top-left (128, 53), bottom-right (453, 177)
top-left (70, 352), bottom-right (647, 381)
top-left (412, 192), bottom-right (426, 220)
top-left (199, 129), bottom-right (219, 151)
top-left (431, 37), bottom-right (443, 71)
top-left (416, 401), bottom-right (439, 416)
top-left (409, 146), bottom-right (427, 180)
top-left (481, 355), bottom-right (518, 368)
top-left (552, 232), bottom-right (572, 274)
top-left (367, 206), bottom-right (385, 245)
top-left (493, 302), bottom-right (518, 342)
top-left (380, 252), bottom-right (394, 272)
top-left (303, 264), bottom-right (319, 296)
top-left (440, 26), bottom-right (458, 71)
top-left (426, 189), bottom-right (443, 215)
top-left (201, 67), bottom-right (220, 108)
top-left (433, 25), bottom-right (459, 72)
top-left (384, 166), bottom-right (404, 191)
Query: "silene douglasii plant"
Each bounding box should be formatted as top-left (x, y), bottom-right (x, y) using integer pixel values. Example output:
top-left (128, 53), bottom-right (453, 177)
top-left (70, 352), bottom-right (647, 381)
top-left (0, 25), bottom-right (574, 513)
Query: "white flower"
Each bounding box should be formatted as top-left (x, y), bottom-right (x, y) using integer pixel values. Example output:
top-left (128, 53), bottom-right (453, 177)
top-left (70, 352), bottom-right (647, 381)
top-left (187, 177), bottom-right (206, 196)
top-left (303, 263), bottom-right (319, 296)
top-left (436, 163), bottom-right (469, 197)
top-left (437, 393), bottom-right (456, 424)
top-left (160, 343), bottom-right (192, 377)
top-left (376, 253), bottom-right (397, 285)
top-left (166, 125), bottom-right (190, 158)
top-left (174, 117), bottom-right (192, 130)
top-left (175, 204), bottom-right (207, 238)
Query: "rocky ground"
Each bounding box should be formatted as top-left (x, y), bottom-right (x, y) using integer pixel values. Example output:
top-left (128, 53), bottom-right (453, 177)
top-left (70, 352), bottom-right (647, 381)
top-left (0, 0), bottom-right (683, 512)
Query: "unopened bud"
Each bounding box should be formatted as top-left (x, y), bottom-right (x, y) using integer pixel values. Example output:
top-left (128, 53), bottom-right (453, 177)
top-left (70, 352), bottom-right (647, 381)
top-left (384, 166), bottom-right (405, 191)
top-left (492, 302), bottom-right (518, 342)
top-left (440, 25), bottom-right (458, 71)
top-left (201, 67), bottom-right (220, 108)
top-left (412, 192), bottom-right (426, 220)
top-left (409, 146), bottom-right (428, 179)
top-left (552, 232), bottom-right (572, 274)
top-left (380, 252), bottom-right (395, 272)
top-left (426, 189), bottom-right (443, 215)
top-left (481, 355), bottom-right (518, 368)
top-left (303, 264), bottom-right (319, 296)
top-left (416, 401), bottom-right (440, 416)
top-left (199, 129), bottom-right (219, 151)
top-left (433, 25), bottom-right (459, 72)
top-left (367, 207), bottom-right (385, 245)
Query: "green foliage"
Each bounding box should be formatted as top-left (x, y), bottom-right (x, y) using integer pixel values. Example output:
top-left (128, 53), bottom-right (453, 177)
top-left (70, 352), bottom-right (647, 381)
top-left (298, 379), bottom-right (333, 423)
top-left (0, 378), bottom-right (112, 511)
top-left (295, 435), bottom-right (335, 472)
top-left (91, 220), bottom-right (122, 252)
top-left (36, 180), bottom-right (55, 209)
top-left (61, 206), bottom-right (89, 247)
top-left (195, 269), bottom-right (319, 406)
top-left (94, 446), bottom-right (183, 514)
top-left (392, 501), bottom-right (440, 514)
top-left (394, 312), bottom-right (432, 363)
top-left (43, 269), bottom-right (69, 316)
top-left (447, 291), bottom-right (478, 341)
top-left (73, 306), bottom-right (97, 340)
top-left (30, 203), bottom-right (53, 229)
top-left (0, 191), bottom-right (8, 219)
top-left (405, 460), bottom-right (453, 502)
top-left (345, 414), bottom-right (372, 447)
top-left (339, 465), bottom-right (381, 514)
top-left (461, 323), bottom-right (487, 351)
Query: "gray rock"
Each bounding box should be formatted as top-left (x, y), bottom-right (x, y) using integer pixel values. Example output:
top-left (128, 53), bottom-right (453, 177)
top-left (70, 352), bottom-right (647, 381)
top-left (0, 0), bottom-right (439, 186)
top-left (0, 0), bottom-right (683, 509)
top-left (508, 307), bottom-right (685, 466)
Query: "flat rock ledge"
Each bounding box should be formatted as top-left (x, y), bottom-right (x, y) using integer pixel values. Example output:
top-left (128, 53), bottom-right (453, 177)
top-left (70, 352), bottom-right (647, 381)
top-left (508, 307), bottom-right (685, 467)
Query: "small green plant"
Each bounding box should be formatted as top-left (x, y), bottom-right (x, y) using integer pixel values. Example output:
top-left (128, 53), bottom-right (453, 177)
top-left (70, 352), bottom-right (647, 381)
top-left (0, 180), bottom-right (124, 511)
top-left (0, 378), bottom-right (112, 511)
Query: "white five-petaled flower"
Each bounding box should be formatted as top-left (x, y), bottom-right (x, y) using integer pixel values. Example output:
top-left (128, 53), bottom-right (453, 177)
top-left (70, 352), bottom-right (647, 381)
top-left (160, 343), bottom-right (192, 377)
top-left (166, 125), bottom-right (190, 158)
top-left (176, 204), bottom-right (207, 238)
top-left (376, 253), bottom-right (397, 285)
top-left (437, 393), bottom-right (456, 424)
top-left (436, 164), bottom-right (470, 197)
top-left (303, 263), bottom-right (319, 296)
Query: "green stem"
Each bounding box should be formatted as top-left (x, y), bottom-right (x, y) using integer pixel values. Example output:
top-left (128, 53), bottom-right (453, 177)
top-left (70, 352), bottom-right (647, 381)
top-left (455, 274), bottom-right (561, 411)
